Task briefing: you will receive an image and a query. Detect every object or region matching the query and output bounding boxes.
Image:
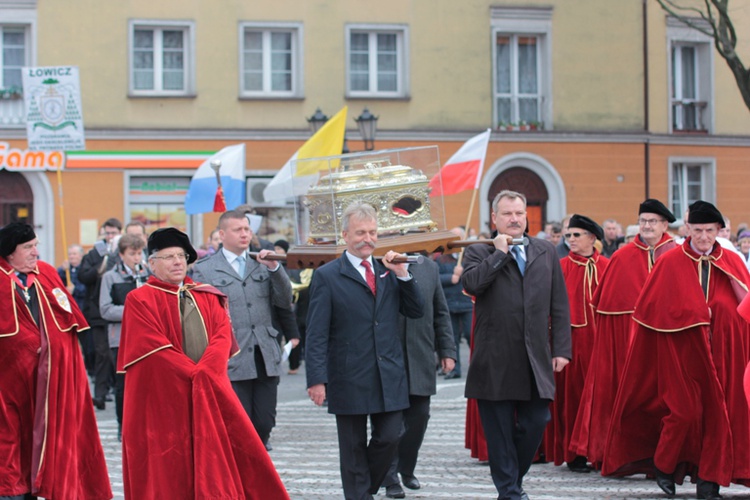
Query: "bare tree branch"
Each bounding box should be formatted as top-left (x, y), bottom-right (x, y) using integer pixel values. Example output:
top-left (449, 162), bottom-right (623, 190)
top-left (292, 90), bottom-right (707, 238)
top-left (656, 0), bottom-right (750, 112)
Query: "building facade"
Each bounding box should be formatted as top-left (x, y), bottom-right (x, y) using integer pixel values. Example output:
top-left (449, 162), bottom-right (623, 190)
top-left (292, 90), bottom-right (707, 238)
top-left (1, 0), bottom-right (748, 263)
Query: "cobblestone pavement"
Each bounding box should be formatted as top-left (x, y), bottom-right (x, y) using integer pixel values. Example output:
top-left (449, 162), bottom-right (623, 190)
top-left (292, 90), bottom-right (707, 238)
top-left (96, 356), bottom-right (750, 499)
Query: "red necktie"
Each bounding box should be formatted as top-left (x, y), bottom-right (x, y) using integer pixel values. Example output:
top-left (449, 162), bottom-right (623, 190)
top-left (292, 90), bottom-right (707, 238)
top-left (361, 260), bottom-right (376, 295)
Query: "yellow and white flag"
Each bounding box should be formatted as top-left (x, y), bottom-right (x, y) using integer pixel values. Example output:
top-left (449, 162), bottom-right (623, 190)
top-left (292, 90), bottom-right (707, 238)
top-left (263, 106), bottom-right (348, 202)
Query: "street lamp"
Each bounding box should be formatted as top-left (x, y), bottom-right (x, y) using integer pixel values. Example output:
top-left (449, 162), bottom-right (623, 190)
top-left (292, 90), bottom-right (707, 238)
top-left (355, 108), bottom-right (379, 151)
top-left (306, 108), bottom-right (329, 134)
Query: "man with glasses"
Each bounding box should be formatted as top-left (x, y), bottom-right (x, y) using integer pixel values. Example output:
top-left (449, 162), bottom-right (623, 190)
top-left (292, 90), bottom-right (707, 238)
top-left (462, 190), bottom-right (571, 500)
top-left (545, 215), bottom-right (609, 474)
top-left (192, 209), bottom-right (297, 452)
top-left (117, 227), bottom-right (289, 499)
top-left (603, 201), bottom-right (750, 500)
top-left (79, 217), bottom-right (122, 410)
top-left (571, 199), bottom-right (676, 471)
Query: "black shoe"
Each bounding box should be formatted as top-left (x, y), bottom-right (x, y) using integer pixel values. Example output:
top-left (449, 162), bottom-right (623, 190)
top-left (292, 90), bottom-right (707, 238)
top-left (696, 478), bottom-right (721, 499)
top-left (519, 487), bottom-right (530, 500)
top-left (654, 468), bottom-right (675, 497)
top-left (444, 371), bottom-right (461, 380)
top-left (566, 456), bottom-right (591, 473)
top-left (92, 397), bottom-right (106, 410)
top-left (385, 483), bottom-right (405, 499)
top-left (401, 475), bottom-right (420, 490)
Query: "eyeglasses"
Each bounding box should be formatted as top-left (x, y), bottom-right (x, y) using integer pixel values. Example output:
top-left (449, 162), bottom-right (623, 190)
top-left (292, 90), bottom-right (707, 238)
top-left (564, 232), bottom-right (588, 239)
top-left (638, 218), bottom-right (665, 226)
top-left (151, 252), bottom-right (189, 263)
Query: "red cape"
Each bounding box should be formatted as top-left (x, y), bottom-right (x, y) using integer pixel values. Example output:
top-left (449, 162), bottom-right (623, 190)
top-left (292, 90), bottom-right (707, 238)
top-left (118, 276), bottom-right (289, 499)
top-left (570, 234), bottom-right (676, 467)
top-left (543, 251), bottom-right (608, 465)
top-left (0, 258), bottom-right (111, 499)
top-left (603, 239), bottom-right (750, 486)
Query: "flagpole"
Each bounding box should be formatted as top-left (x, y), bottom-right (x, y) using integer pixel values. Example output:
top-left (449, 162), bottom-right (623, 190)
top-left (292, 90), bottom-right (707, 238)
top-left (456, 188), bottom-right (479, 267)
top-left (56, 162), bottom-right (71, 286)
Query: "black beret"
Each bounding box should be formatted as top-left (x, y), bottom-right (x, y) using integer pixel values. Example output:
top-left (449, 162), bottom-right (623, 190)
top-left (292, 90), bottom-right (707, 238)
top-left (273, 239), bottom-right (290, 253)
top-left (639, 199), bottom-right (676, 223)
top-left (568, 214), bottom-right (604, 241)
top-left (687, 200), bottom-right (725, 228)
top-left (0, 223), bottom-right (36, 258)
top-left (147, 227), bottom-right (197, 264)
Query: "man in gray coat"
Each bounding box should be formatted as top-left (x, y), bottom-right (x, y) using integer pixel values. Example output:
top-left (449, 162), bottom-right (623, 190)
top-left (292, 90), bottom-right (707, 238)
top-left (381, 256), bottom-right (456, 498)
top-left (462, 190), bottom-right (571, 500)
top-left (192, 209), bottom-right (297, 450)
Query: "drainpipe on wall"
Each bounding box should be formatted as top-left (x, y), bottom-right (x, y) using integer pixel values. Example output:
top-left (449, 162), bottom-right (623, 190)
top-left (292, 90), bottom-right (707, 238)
top-left (643, 0), bottom-right (651, 199)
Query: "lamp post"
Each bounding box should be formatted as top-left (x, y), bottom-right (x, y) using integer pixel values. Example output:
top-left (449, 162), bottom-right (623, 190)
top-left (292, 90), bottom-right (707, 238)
top-left (306, 108), bottom-right (329, 134)
top-left (355, 107), bottom-right (379, 151)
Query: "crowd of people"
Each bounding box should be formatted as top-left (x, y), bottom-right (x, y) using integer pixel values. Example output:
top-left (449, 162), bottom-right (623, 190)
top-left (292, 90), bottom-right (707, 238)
top-left (2, 192), bottom-right (750, 500)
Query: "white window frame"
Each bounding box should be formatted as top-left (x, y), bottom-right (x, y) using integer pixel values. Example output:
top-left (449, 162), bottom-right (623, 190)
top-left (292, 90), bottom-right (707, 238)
top-left (491, 7), bottom-right (552, 129)
top-left (128, 19), bottom-right (196, 97)
top-left (345, 24), bottom-right (409, 99)
top-left (666, 17), bottom-right (714, 133)
top-left (238, 22), bottom-right (303, 99)
top-left (0, 7), bottom-right (36, 92)
top-left (668, 156), bottom-right (716, 221)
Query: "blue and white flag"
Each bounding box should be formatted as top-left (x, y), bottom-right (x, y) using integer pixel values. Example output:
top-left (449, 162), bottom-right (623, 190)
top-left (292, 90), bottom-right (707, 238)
top-left (185, 144), bottom-right (246, 214)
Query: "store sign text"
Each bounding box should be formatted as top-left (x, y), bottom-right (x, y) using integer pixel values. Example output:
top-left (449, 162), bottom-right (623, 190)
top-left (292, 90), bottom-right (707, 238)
top-left (0, 142), bottom-right (65, 171)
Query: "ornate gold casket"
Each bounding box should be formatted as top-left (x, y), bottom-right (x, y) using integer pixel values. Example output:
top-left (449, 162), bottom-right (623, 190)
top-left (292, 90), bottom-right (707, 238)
top-left (304, 159), bottom-right (438, 244)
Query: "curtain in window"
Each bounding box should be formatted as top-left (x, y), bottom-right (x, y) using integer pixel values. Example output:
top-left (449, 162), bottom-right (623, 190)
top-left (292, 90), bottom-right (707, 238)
top-left (2, 28), bottom-right (25, 88)
top-left (133, 30), bottom-right (155, 90)
top-left (350, 33), bottom-right (369, 91)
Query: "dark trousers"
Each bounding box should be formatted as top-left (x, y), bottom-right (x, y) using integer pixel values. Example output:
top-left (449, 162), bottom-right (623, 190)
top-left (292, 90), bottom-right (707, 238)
top-left (91, 324), bottom-right (113, 400)
top-left (384, 395), bottom-right (430, 486)
top-left (449, 311), bottom-right (472, 375)
top-left (477, 396), bottom-right (550, 500)
top-left (231, 349), bottom-right (279, 445)
top-left (77, 329), bottom-right (95, 374)
top-left (288, 324), bottom-right (306, 371)
top-left (336, 410), bottom-right (404, 500)
top-left (111, 347), bottom-right (125, 426)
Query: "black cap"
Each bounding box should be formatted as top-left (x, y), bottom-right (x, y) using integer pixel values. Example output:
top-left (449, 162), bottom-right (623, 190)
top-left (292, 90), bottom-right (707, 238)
top-left (147, 227), bottom-right (197, 264)
top-left (0, 223), bottom-right (36, 258)
top-left (687, 201), bottom-right (724, 228)
top-left (639, 199), bottom-right (676, 223)
top-left (568, 214), bottom-right (604, 241)
top-left (274, 239), bottom-right (289, 253)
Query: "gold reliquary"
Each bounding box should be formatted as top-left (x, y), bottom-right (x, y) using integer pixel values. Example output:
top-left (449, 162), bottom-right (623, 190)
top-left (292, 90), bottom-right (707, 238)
top-left (304, 159), bottom-right (438, 243)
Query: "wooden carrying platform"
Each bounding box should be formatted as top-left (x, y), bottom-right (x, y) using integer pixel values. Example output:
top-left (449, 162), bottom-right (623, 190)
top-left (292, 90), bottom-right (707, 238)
top-left (285, 230), bottom-right (460, 269)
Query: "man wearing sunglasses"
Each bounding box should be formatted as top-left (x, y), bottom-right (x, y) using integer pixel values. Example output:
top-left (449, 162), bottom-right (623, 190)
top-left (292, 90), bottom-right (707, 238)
top-left (462, 189), bottom-right (571, 500)
top-left (570, 199), bottom-right (676, 471)
top-left (117, 227), bottom-right (289, 499)
top-left (544, 215), bottom-right (609, 474)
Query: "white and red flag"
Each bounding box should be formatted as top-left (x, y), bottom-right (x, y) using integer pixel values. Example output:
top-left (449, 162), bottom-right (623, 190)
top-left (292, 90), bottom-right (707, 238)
top-left (429, 128), bottom-right (491, 196)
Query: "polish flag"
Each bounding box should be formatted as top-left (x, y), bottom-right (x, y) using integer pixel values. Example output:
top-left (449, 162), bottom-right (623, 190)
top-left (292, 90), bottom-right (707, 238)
top-left (429, 129), bottom-right (491, 196)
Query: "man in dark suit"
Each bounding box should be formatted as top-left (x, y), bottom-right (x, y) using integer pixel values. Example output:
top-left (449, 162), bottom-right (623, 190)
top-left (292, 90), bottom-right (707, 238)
top-left (192, 209), bottom-right (298, 451)
top-left (462, 190), bottom-right (571, 500)
top-left (381, 256), bottom-right (456, 498)
top-left (306, 202), bottom-right (424, 500)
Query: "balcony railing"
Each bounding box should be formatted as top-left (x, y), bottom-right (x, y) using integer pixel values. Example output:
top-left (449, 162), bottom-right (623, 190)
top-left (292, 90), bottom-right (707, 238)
top-left (0, 96), bottom-right (26, 128)
top-left (672, 100), bottom-right (708, 133)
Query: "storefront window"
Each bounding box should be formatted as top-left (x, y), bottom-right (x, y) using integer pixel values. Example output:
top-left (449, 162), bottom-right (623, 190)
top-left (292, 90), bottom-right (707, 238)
top-left (129, 176), bottom-right (191, 236)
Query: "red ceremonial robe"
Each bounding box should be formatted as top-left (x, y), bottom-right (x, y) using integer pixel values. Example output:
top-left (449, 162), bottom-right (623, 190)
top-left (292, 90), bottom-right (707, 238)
top-left (602, 239), bottom-right (750, 487)
top-left (543, 250), bottom-right (608, 466)
top-left (464, 308), bottom-right (489, 462)
top-left (570, 233), bottom-right (676, 468)
top-left (117, 276), bottom-right (289, 499)
top-left (0, 258), bottom-right (112, 499)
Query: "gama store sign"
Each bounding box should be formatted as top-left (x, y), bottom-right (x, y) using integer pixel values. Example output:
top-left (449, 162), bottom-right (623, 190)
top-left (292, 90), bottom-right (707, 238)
top-left (0, 142), bottom-right (214, 171)
top-left (0, 142), bottom-right (65, 171)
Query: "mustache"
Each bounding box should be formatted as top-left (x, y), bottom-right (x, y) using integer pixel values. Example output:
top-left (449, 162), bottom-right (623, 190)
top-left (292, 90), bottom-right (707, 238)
top-left (355, 241), bottom-right (376, 250)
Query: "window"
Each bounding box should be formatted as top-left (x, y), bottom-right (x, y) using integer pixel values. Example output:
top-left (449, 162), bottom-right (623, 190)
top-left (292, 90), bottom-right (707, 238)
top-left (346, 25), bottom-right (408, 98)
top-left (669, 158), bottom-right (716, 218)
top-left (239, 23), bottom-right (302, 98)
top-left (491, 7), bottom-right (552, 128)
top-left (1, 26), bottom-right (27, 91)
top-left (129, 21), bottom-right (195, 96)
top-left (667, 17), bottom-right (713, 133)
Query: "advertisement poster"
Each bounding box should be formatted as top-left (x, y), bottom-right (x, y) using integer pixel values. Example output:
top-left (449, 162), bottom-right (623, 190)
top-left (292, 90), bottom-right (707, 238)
top-left (22, 66), bottom-right (85, 151)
